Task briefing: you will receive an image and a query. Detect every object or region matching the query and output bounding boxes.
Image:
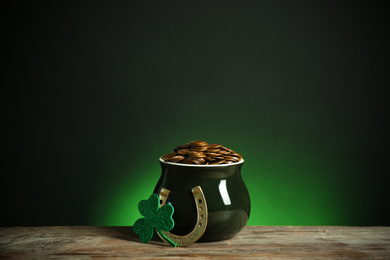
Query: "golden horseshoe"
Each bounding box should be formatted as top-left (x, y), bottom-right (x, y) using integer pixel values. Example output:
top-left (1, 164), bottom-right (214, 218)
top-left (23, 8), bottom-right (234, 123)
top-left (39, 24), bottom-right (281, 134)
top-left (158, 186), bottom-right (208, 246)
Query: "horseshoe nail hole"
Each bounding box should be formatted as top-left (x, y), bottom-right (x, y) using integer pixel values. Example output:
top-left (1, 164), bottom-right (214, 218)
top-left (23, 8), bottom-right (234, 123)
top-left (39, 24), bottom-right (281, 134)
top-left (200, 214), bottom-right (204, 219)
top-left (198, 223), bottom-right (203, 227)
top-left (199, 206), bottom-right (203, 211)
top-left (198, 199), bottom-right (203, 204)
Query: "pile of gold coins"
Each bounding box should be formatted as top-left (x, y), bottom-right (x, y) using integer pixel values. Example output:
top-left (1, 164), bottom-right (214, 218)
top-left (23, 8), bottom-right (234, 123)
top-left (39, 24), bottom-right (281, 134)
top-left (161, 140), bottom-right (243, 165)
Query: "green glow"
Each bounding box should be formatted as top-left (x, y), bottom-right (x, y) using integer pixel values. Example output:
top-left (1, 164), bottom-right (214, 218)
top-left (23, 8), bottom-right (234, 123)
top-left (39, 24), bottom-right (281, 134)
top-left (90, 135), bottom-right (354, 226)
top-left (90, 110), bottom-right (359, 226)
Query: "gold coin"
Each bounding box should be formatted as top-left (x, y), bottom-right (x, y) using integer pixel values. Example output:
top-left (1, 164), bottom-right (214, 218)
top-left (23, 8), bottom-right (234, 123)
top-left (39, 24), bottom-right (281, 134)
top-left (177, 148), bottom-right (190, 155)
top-left (204, 152), bottom-right (218, 157)
top-left (161, 152), bottom-right (176, 160)
top-left (206, 148), bottom-right (220, 153)
top-left (209, 160), bottom-right (225, 165)
top-left (224, 156), bottom-right (240, 162)
top-left (187, 151), bottom-right (206, 158)
top-left (191, 146), bottom-right (208, 152)
top-left (168, 155), bottom-right (185, 163)
top-left (190, 140), bottom-right (208, 147)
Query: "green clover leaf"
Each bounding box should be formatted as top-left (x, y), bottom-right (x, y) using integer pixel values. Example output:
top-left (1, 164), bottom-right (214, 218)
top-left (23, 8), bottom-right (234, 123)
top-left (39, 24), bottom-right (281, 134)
top-left (138, 194), bottom-right (159, 219)
top-left (133, 194), bottom-right (176, 246)
top-left (133, 217), bottom-right (153, 243)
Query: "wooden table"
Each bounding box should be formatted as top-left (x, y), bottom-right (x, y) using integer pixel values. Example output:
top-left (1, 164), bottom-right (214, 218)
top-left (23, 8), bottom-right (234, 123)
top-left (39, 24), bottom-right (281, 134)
top-left (0, 226), bottom-right (389, 259)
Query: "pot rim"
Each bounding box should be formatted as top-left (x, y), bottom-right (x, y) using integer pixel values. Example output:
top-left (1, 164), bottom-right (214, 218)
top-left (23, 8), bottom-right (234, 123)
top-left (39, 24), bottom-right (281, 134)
top-left (159, 157), bottom-right (244, 167)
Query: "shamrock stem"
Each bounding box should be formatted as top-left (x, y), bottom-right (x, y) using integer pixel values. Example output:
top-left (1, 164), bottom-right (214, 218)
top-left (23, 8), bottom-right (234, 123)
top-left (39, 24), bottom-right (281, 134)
top-left (156, 229), bottom-right (177, 247)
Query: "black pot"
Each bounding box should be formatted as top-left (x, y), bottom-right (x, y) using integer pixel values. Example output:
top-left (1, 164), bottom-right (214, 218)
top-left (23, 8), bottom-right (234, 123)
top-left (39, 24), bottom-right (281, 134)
top-left (154, 158), bottom-right (251, 242)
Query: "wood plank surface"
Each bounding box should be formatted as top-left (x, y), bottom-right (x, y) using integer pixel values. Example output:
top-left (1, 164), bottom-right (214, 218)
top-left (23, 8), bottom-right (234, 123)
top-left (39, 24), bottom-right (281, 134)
top-left (0, 226), bottom-right (389, 259)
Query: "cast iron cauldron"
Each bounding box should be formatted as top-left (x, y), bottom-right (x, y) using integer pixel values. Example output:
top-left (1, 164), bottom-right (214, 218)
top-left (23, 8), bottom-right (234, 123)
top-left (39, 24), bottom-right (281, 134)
top-left (154, 157), bottom-right (250, 242)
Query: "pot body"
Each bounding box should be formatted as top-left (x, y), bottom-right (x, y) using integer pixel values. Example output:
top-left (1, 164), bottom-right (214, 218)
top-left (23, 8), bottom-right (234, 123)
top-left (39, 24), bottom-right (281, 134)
top-left (153, 158), bottom-right (250, 242)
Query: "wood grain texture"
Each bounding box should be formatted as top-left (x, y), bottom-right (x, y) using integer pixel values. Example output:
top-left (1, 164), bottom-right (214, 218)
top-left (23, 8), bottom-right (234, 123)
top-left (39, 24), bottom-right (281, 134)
top-left (0, 226), bottom-right (389, 259)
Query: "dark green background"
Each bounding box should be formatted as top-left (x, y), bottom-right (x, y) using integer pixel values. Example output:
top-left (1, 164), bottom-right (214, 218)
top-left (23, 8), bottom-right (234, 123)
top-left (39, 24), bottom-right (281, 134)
top-left (2, 1), bottom-right (389, 227)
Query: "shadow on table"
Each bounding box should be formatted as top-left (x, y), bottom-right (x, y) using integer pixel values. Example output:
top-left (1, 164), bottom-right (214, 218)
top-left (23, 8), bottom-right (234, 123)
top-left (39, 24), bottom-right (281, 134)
top-left (107, 226), bottom-right (166, 245)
